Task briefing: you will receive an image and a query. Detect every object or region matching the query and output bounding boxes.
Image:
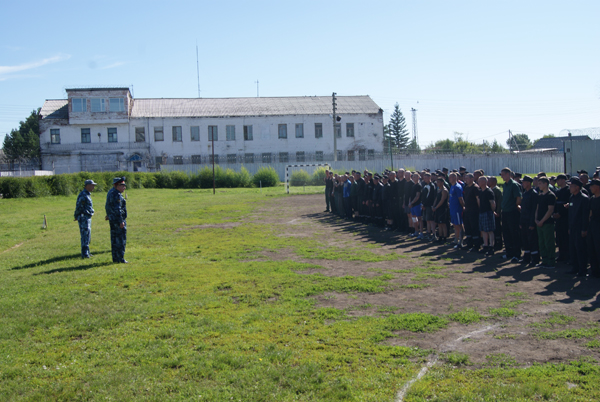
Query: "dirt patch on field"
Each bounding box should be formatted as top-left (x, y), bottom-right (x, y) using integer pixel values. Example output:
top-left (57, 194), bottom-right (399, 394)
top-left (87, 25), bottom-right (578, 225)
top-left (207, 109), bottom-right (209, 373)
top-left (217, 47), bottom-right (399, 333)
top-left (175, 222), bottom-right (241, 232)
top-left (2, 242), bottom-right (23, 254)
top-left (250, 193), bottom-right (600, 367)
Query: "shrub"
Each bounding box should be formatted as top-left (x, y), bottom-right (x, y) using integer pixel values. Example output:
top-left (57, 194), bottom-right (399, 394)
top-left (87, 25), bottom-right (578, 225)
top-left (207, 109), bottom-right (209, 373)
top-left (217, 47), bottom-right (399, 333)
top-left (290, 170), bottom-right (310, 187)
top-left (0, 177), bottom-right (27, 198)
top-left (25, 177), bottom-right (52, 197)
top-left (253, 167), bottom-right (279, 187)
top-left (311, 167), bottom-right (327, 186)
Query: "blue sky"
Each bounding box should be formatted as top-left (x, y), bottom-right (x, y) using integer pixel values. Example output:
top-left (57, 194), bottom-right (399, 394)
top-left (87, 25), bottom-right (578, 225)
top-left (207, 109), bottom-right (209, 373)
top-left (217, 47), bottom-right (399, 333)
top-left (1, 0), bottom-right (599, 147)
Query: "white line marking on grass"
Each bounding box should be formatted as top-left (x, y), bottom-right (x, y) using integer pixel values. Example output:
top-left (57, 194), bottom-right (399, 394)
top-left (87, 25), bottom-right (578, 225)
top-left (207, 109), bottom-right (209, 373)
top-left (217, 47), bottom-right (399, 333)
top-left (395, 324), bottom-right (500, 402)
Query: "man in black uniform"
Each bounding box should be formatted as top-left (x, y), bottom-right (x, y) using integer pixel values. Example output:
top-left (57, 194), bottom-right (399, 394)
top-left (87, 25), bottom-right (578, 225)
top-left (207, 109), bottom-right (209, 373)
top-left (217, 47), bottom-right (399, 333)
top-left (372, 174), bottom-right (384, 226)
top-left (587, 179), bottom-right (600, 278)
top-left (387, 171), bottom-right (398, 230)
top-left (396, 169), bottom-right (407, 231)
top-left (324, 170), bottom-right (333, 212)
top-left (519, 176), bottom-right (539, 266)
top-left (355, 172), bottom-right (366, 220)
top-left (489, 177), bottom-right (503, 251)
top-left (365, 172), bottom-right (375, 223)
top-left (566, 177), bottom-right (590, 277)
top-left (404, 171), bottom-right (414, 233)
top-left (553, 174), bottom-right (570, 262)
top-left (463, 173), bottom-right (481, 251)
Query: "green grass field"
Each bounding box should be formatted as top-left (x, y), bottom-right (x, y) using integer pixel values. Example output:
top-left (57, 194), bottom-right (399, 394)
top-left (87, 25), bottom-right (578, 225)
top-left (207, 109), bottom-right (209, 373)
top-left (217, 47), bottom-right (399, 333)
top-left (1, 187), bottom-right (598, 401)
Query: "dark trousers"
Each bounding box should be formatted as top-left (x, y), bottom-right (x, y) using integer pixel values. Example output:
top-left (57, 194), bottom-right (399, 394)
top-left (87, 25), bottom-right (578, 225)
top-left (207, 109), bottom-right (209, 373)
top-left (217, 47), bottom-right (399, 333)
top-left (325, 189), bottom-right (332, 211)
top-left (555, 219), bottom-right (569, 261)
top-left (587, 229), bottom-right (600, 277)
top-left (331, 195), bottom-right (337, 213)
top-left (109, 220), bottom-right (127, 263)
top-left (569, 229), bottom-right (588, 275)
top-left (520, 224), bottom-right (539, 264)
top-left (343, 197), bottom-right (352, 219)
top-left (464, 210), bottom-right (480, 247)
top-left (494, 214), bottom-right (503, 250)
top-left (502, 210), bottom-right (521, 259)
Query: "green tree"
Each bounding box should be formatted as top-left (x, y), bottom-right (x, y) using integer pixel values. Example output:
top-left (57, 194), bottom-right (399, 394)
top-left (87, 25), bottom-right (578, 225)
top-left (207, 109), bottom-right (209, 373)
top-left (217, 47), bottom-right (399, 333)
top-left (424, 134), bottom-right (507, 154)
top-left (533, 134), bottom-right (555, 147)
top-left (506, 133), bottom-right (532, 152)
top-left (2, 109), bottom-right (41, 164)
top-left (385, 104), bottom-right (410, 151)
top-left (407, 137), bottom-right (421, 154)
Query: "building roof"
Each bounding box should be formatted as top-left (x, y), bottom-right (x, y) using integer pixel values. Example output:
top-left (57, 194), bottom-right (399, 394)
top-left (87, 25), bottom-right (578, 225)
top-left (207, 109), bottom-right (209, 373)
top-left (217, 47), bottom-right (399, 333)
top-left (130, 96), bottom-right (380, 118)
top-left (40, 96), bottom-right (381, 120)
top-left (40, 100), bottom-right (68, 119)
top-left (532, 135), bottom-right (592, 151)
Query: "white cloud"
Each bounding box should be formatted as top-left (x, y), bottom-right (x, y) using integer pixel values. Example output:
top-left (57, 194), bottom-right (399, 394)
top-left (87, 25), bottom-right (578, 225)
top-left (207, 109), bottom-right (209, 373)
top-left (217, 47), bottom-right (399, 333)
top-left (0, 54), bottom-right (71, 76)
top-left (100, 61), bottom-right (126, 70)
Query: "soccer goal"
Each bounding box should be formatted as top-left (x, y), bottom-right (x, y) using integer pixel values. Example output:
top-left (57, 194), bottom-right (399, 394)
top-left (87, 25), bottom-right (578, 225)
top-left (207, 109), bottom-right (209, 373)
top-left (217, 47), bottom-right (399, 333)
top-left (285, 163), bottom-right (331, 194)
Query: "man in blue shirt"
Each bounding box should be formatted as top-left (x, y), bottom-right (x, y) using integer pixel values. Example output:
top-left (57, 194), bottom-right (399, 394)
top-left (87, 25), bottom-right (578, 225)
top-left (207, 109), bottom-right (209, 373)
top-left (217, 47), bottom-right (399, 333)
top-left (449, 173), bottom-right (465, 248)
top-left (74, 179), bottom-right (97, 258)
top-left (343, 173), bottom-right (352, 219)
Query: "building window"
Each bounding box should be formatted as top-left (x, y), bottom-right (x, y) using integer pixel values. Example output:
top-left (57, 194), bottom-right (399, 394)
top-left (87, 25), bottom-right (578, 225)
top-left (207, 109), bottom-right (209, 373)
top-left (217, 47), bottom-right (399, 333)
top-left (107, 127), bottom-right (118, 143)
top-left (209, 154), bottom-right (219, 164)
top-left (109, 98), bottom-right (125, 112)
top-left (359, 149), bottom-right (366, 161)
top-left (91, 98), bottom-right (105, 112)
top-left (337, 150), bottom-right (343, 160)
top-left (191, 155), bottom-right (201, 164)
top-left (208, 126), bottom-right (218, 141)
top-left (244, 125), bottom-right (253, 140)
top-left (155, 156), bottom-right (163, 168)
top-left (135, 127), bottom-right (145, 142)
top-left (367, 149), bottom-right (375, 160)
top-left (279, 152), bottom-right (289, 163)
top-left (154, 127), bottom-right (164, 141)
top-left (245, 153), bottom-right (254, 163)
top-left (50, 129), bottom-right (60, 144)
top-left (335, 123), bottom-right (341, 138)
top-left (296, 151), bottom-right (305, 162)
top-left (315, 151), bottom-right (323, 161)
top-left (346, 123), bottom-right (355, 137)
top-left (172, 126), bottom-right (182, 142)
top-left (261, 152), bottom-right (271, 163)
top-left (315, 123), bottom-right (323, 138)
top-left (81, 128), bottom-right (91, 143)
top-left (173, 155), bottom-right (183, 165)
top-left (278, 124), bottom-right (287, 139)
top-left (72, 98), bottom-right (86, 112)
top-left (227, 154), bottom-right (237, 164)
top-left (226, 125), bottom-right (236, 141)
top-left (295, 123), bottom-right (304, 138)
top-left (348, 150), bottom-right (355, 161)
top-left (191, 126), bottom-right (200, 141)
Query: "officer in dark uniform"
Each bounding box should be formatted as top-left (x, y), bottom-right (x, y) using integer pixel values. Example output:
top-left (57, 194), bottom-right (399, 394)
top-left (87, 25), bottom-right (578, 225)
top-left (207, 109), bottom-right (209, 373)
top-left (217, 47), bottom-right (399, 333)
top-left (356, 172), bottom-right (366, 220)
top-left (553, 174), bottom-right (570, 262)
top-left (519, 176), bottom-right (540, 266)
top-left (586, 179), bottom-right (600, 278)
top-left (324, 170), bottom-right (333, 212)
top-left (365, 172), bottom-right (375, 223)
top-left (566, 177), bottom-right (590, 276)
top-left (489, 177), bottom-right (503, 251)
top-left (74, 179), bottom-right (97, 258)
top-left (372, 174), bottom-right (384, 226)
top-left (105, 177), bottom-right (128, 264)
top-left (463, 173), bottom-right (481, 251)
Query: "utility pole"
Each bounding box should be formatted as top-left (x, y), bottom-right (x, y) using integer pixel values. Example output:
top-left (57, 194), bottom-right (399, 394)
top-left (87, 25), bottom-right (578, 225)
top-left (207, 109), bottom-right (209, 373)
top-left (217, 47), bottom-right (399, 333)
top-left (255, 79), bottom-right (259, 97)
top-left (196, 41), bottom-right (201, 98)
top-left (411, 108), bottom-right (418, 145)
top-left (332, 92), bottom-right (338, 161)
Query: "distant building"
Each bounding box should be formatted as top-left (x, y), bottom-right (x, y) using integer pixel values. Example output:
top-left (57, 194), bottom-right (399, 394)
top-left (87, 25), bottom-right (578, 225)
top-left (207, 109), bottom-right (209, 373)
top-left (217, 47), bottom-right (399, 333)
top-left (39, 88), bottom-right (384, 174)
top-left (531, 135), bottom-right (592, 153)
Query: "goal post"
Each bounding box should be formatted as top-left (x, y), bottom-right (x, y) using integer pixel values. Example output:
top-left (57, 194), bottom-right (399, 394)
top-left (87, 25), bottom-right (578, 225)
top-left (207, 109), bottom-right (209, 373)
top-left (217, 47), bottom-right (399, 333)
top-left (285, 163), bottom-right (331, 194)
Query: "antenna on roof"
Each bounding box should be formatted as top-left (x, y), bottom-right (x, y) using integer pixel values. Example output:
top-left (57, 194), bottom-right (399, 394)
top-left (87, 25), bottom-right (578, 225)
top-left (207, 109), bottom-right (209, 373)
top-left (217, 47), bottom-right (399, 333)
top-left (255, 79), bottom-right (259, 97)
top-left (196, 40), bottom-right (201, 98)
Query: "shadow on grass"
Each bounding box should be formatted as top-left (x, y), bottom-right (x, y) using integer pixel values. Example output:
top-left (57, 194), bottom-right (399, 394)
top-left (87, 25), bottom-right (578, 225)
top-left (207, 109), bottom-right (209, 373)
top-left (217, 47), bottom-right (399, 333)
top-left (302, 208), bottom-right (600, 312)
top-left (34, 260), bottom-right (114, 275)
top-left (11, 251), bottom-right (110, 270)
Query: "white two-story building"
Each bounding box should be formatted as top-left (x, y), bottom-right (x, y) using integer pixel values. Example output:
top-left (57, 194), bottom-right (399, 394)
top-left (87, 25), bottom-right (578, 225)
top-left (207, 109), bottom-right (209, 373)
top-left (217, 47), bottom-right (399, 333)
top-left (39, 87), bottom-right (384, 173)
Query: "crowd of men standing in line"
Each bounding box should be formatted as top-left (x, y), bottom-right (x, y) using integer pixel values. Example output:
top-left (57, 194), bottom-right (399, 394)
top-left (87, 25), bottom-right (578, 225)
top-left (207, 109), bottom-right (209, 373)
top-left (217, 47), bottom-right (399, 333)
top-left (324, 166), bottom-right (600, 278)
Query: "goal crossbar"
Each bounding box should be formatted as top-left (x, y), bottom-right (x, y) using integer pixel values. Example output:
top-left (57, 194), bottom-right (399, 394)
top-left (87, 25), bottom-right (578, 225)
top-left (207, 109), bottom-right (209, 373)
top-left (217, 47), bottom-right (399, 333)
top-left (285, 163), bottom-right (331, 194)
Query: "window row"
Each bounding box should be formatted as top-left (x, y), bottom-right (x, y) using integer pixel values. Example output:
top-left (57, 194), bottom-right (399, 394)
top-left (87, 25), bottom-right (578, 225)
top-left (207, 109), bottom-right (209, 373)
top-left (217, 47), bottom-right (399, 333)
top-left (155, 149), bottom-right (376, 166)
top-left (50, 128), bottom-right (119, 144)
top-left (71, 97), bottom-right (125, 113)
top-left (136, 123), bottom-right (355, 143)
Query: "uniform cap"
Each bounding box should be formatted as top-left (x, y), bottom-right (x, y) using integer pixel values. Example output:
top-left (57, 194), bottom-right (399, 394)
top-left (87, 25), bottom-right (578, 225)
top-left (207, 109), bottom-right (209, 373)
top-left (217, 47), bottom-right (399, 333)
top-left (458, 166), bottom-right (466, 171)
top-left (538, 176), bottom-right (550, 184)
top-left (577, 169), bottom-right (588, 175)
top-left (522, 175), bottom-right (533, 183)
top-left (84, 179), bottom-right (97, 186)
top-left (569, 177), bottom-right (583, 188)
top-left (556, 174), bottom-right (567, 181)
top-left (113, 177), bottom-right (126, 185)
top-left (589, 179), bottom-right (600, 187)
